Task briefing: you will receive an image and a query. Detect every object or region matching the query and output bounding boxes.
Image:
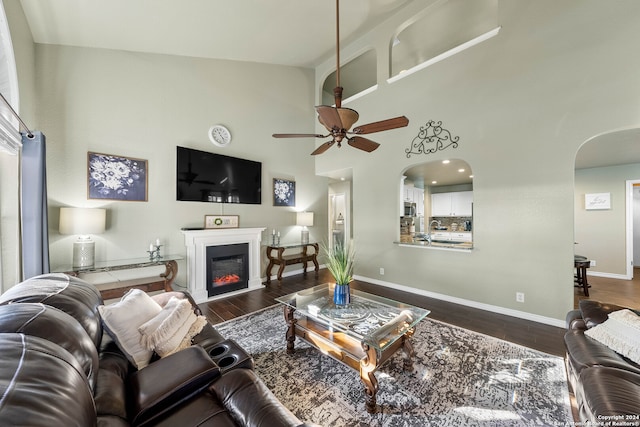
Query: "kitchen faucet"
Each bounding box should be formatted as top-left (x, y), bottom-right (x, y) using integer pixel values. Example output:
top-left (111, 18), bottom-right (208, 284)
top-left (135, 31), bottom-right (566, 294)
top-left (425, 220), bottom-right (441, 244)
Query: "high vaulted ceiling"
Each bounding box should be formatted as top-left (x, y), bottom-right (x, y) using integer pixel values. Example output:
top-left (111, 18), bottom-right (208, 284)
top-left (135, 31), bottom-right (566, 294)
top-left (19, 0), bottom-right (410, 68)
top-left (17, 0), bottom-right (640, 177)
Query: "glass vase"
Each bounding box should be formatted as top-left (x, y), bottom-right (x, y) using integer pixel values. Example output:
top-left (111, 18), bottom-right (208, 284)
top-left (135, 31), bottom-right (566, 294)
top-left (333, 283), bottom-right (351, 306)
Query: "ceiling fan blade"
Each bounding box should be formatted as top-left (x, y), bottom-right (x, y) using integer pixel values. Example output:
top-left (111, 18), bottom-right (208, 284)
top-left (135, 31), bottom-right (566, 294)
top-left (272, 133), bottom-right (326, 138)
top-left (348, 136), bottom-right (380, 153)
top-left (316, 106), bottom-right (343, 130)
top-left (351, 116), bottom-right (409, 134)
top-left (311, 140), bottom-right (335, 156)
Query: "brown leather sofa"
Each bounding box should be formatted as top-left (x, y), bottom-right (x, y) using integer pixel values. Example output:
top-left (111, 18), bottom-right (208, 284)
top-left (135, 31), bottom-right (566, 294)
top-left (0, 273), bottom-right (313, 427)
top-left (564, 300), bottom-right (640, 423)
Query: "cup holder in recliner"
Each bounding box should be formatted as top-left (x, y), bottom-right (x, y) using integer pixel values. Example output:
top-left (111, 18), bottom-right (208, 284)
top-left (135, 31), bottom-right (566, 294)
top-left (207, 339), bottom-right (254, 373)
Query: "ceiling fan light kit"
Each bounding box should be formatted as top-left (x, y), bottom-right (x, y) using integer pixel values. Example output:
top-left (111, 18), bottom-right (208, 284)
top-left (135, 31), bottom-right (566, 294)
top-left (273, 0), bottom-right (409, 155)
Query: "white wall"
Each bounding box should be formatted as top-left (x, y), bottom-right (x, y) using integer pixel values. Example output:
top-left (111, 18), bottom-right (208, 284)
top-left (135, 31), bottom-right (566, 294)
top-left (313, 0), bottom-right (640, 322)
top-left (575, 164), bottom-right (640, 276)
top-left (30, 44), bottom-right (327, 286)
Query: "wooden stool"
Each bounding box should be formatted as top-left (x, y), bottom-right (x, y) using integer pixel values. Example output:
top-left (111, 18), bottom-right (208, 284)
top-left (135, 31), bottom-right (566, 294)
top-left (574, 256), bottom-right (591, 297)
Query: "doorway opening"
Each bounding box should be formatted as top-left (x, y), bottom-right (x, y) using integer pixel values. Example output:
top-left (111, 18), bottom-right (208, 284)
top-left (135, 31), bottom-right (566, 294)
top-left (328, 180), bottom-right (351, 250)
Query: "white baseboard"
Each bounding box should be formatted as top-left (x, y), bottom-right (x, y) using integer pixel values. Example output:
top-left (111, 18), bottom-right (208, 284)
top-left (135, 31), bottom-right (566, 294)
top-left (586, 270), bottom-right (630, 280)
top-left (354, 275), bottom-right (566, 328)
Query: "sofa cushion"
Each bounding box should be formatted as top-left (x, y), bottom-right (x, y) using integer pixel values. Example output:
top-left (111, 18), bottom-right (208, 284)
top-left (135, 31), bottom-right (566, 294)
top-left (95, 337), bottom-right (131, 420)
top-left (0, 272), bottom-right (104, 347)
top-left (576, 367), bottom-right (640, 423)
top-left (98, 289), bottom-right (162, 369)
top-left (0, 303), bottom-right (100, 392)
top-left (0, 333), bottom-right (96, 426)
top-left (139, 296), bottom-right (207, 358)
top-left (585, 309), bottom-right (640, 365)
top-left (564, 329), bottom-right (640, 376)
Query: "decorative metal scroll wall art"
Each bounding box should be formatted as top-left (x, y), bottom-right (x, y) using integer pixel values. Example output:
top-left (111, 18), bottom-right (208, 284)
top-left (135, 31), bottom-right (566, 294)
top-left (405, 120), bottom-right (460, 158)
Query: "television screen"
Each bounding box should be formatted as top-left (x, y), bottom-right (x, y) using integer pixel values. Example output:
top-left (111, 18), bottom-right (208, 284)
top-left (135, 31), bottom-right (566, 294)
top-left (176, 146), bottom-right (262, 204)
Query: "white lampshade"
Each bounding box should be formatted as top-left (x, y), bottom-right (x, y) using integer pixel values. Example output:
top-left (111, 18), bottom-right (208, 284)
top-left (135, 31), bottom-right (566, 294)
top-left (59, 208), bottom-right (106, 268)
top-left (296, 212), bottom-right (314, 227)
top-left (59, 207), bottom-right (106, 235)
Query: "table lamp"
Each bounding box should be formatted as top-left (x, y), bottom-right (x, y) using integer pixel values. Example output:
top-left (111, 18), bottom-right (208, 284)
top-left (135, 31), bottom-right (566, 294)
top-left (59, 207), bottom-right (106, 268)
top-left (297, 211), bottom-right (314, 244)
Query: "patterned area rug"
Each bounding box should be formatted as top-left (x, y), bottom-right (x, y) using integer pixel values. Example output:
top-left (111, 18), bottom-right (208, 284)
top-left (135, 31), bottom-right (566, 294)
top-left (216, 305), bottom-right (573, 427)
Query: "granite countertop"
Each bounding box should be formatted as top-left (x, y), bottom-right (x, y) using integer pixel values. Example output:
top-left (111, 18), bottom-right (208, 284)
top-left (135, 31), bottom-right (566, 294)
top-left (396, 237), bottom-right (473, 250)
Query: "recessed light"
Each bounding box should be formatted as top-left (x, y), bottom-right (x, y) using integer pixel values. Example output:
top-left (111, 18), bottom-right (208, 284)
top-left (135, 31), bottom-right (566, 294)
top-left (340, 177), bottom-right (345, 181)
top-left (431, 180), bottom-right (437, 184)
top-left (458, 168), bottom-right (465, 173)
top-left (442, 160), bottom-right (450, 164)
top-left (469, 175), bottom-right (474, 178)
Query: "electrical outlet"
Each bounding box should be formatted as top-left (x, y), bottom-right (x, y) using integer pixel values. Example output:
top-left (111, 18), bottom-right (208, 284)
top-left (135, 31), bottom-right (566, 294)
top-left (516, 292), bottom-right (525, 303)
top-left (590, 260), bottom-right (596, 267)
top-left (379, 267), bottom-right (385, 275)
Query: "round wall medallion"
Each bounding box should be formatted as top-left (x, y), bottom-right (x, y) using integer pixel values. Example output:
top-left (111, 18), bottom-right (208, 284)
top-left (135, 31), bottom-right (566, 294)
top-left (208, 125), bottom-right (232, 147)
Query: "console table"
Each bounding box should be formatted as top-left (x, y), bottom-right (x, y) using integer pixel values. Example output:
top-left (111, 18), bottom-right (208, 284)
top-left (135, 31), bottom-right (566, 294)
top-left (266, 243), bottom-right (319, 283)
top-left (55, 255), bottom-right (183, 300)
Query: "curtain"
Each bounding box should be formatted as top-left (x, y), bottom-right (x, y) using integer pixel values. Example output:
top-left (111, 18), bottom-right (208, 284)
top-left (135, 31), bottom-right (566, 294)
top-left (20, 131), bottom-right (49, 278)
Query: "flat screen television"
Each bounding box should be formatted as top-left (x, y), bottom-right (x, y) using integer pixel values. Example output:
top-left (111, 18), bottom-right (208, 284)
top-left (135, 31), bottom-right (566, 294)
top-left (176, 146), bottom-right (262, 204)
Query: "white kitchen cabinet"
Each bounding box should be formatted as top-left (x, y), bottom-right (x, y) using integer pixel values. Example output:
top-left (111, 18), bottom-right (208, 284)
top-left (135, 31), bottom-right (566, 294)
top-left (431, 232), bottom-right (451, 241)
top-left (450, 232), bottom-right (472, 242)
top-left (413, 188), bottom-right (424, 216)
top-left (431, 191), bottom-right (473, 217)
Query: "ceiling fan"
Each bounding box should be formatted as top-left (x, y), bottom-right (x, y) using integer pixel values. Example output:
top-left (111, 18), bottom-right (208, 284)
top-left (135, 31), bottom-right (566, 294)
top-left (272, 0), bottom-right (409, 155)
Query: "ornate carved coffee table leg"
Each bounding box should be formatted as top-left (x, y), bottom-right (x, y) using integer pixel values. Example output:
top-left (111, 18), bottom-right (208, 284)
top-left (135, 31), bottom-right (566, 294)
top-left (283, 306), bottom-right (297, 355)
top-left (402, 327), bottom-right (416, 371)
top-left (361, 342), bottom-right (379, 414)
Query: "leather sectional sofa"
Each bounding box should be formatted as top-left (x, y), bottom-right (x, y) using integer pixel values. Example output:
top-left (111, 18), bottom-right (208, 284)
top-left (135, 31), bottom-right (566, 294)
top-left (564, 300), bottom-right (640, 423)
top-left (0, 273), bottom-right (313, 427)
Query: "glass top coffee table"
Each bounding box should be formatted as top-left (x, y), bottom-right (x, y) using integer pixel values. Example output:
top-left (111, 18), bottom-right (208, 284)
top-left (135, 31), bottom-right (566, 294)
top-left (275, 283), bottom-right (430, 413)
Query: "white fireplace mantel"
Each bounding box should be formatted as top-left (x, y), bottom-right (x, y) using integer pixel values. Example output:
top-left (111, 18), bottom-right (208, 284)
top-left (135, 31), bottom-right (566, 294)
top-left (181, 227), bottom-right (265, 303)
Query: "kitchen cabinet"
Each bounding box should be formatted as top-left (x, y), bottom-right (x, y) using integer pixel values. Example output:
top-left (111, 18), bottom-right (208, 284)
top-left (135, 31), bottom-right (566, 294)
top-left (431, 232), bottom-right (451, 241)
top-left (403, 185), bottom-right (425, 216)
top-left (431, 191), bottom-right (473, 217)
top-left (450, 232), bottom-right (472, 242)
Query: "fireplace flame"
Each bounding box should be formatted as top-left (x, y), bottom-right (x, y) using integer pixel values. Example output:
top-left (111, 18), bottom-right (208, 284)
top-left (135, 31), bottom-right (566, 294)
top-left (213, 274), bottom-right (241, 286)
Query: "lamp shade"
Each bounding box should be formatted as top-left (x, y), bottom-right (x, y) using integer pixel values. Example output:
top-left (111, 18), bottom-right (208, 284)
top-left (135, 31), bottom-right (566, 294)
top-left (59, 208), bottom-right (106, 235)
top-left (296, 212), bottom-right (314, 227)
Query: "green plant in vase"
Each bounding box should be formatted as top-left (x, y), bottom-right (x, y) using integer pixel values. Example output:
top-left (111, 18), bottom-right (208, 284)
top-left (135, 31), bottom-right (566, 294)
top-left (322, 240), bottom-right (355, 305)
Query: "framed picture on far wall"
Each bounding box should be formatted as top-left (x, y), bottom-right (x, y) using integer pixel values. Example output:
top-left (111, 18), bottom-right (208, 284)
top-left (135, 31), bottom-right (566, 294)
top-left (88, 152), bottom-right (148, 201)
top-left (273, 178), bottom-right (295, 207)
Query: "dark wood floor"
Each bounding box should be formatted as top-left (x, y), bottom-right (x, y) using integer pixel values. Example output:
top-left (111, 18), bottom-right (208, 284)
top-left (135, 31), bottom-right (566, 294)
top-left (198, 268), bottom-right (640, 358)
top-left (199, 269), bottom-right (569, 357)
top-left (574, 268), bottom-right (640, 310)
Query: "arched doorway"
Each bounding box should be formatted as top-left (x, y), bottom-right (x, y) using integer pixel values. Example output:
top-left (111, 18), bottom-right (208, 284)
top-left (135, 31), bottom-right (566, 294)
top-left (574, 128), bottom-right (640, 280)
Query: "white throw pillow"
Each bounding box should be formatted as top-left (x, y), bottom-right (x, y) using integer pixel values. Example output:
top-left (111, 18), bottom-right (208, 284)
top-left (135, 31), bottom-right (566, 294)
top-left (138, 296), bottom-right (207, 358)
top-left (98, 289), bottom-right (162, 369)
top-left (585, 309), bottom-right (640, 364)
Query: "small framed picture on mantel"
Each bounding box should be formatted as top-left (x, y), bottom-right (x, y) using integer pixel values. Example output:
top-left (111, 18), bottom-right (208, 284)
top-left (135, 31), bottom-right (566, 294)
top-left (585, 193), bottom-right (611, 210)
top-left (204, 215), bottom-right (239, 229)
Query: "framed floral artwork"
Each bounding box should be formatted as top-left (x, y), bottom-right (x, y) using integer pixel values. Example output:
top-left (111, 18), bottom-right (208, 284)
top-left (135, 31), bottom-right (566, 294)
top-left (273, 178), bottom-right (295, 207)
top-left (88, 152), bottom-right (148, 201)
